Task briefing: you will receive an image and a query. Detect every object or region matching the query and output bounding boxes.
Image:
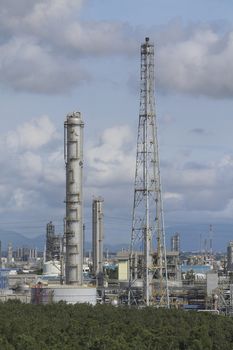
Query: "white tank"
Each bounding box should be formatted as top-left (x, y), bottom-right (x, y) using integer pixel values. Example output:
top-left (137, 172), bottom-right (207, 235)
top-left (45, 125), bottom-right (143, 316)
top-left (31, 285), bottom-right (96, 305)
top-left (43, 261), bottom-right (61, 276)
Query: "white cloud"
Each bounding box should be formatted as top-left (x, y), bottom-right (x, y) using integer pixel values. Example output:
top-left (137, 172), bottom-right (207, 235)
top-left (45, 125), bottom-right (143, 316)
top-left (6, 115), bottom-right (58, 150)
top-left (43, 149), bottom-right (64, 185)
top-left (84, 124), bottom-right (233, 222)
top-left (0, 1), bottom-right (91, 92)
top-left (0, 115), bottom-right (64, 214)
top-left (157, 23), bottom-right (233, 98)
top-left (0, 120), bottom-right (136, 223)
top-left (86, 125), bottom-right (135, 187)
top-left (0, 37), bottom-right (89, 93)
top-left (0, 0), bottom-right (83, 27)
top-left (19, 152), bottom-right (43, 178)
top-left (8, 188), bottom-right (39, 211)
top-left (0, 0), bottom-right (138, 93)
top-left (164, 192), bottom-right (183, 200)
top-left (0, 1), bottom-right (136, 55)
top-left (62, 21), bottom-right (137, 55)
top-left (1, 115), bottom-right (233, 236)
top-left (0, 2), bottom-right (232, 98)
top-left (25, 0), bottom-right (82, 24)
top-left (162, 155), bottom-right (233, 216)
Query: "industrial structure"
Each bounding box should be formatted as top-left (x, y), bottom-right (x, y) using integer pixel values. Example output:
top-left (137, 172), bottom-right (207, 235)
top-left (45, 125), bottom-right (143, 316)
top-left (17, 247), bottom-right (37, 262)
top-left (7, 242), bottom-right (13, 266)
top-left (2, 40), bottom-right (233, 314)
top-left (0, 241), bottom-right (2, 268)
top-left (227, 241), bottom-right (233, 271)
top-left (129, 37), bottom-right (169, 307)
top-left (92, 197), bottom-right (104, 279)
top-left (30, 111), bottom-right (96, 305)
top-left (171, 233), bottom-right (180, 252)
top-left (209, 224), bottom-right (213, 255)
top-left (45, 221), bottom-right (61, 262)
top-left (64, 112), bottom-right (84, 285)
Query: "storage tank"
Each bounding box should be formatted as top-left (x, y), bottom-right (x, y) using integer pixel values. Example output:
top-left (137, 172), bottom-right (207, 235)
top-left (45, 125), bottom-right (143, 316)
top-left (31, 285), bottom-right (96, 305)
top-left (43, 261), bottom-right (61, 276)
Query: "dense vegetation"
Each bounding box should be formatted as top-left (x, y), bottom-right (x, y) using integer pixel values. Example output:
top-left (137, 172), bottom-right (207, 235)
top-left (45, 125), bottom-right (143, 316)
top-left (0, 301), bottom-right (233, 349)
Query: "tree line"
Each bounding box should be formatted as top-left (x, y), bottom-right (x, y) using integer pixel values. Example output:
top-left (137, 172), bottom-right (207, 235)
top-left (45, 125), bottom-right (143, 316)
top-left (0, 301), bottom-right (232, 349)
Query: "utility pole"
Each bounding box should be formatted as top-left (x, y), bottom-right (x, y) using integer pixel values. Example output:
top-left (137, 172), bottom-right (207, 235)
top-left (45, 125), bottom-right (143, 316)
top-left (129, 37), bottom-right (169, 307)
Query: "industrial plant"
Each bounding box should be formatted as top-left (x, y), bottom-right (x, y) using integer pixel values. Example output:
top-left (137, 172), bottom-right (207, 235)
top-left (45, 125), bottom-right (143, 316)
top-left (0, 37), bottom-right (233, 314)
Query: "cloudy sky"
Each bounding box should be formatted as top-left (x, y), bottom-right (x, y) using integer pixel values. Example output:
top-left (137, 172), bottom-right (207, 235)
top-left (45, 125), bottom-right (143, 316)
top-left (1, 0), bottom-right (233, 249)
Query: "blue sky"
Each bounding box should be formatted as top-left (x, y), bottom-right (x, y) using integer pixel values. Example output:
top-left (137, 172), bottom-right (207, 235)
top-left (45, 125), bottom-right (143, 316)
top-left (82, 0), bottom-right (232, 24)
top-left (0, 0), bottom-right (233, 250)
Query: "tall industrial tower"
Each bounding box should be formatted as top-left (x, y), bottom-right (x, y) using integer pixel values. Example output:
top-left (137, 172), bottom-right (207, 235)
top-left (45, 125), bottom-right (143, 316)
top-left (45, 221), bottom-right (61, 262)
top-left (171, 233), bottom-right (180, 252)
top-left (7, 242), bottom-right (13, 266)
top-left (92, 197), bottom-right (104, 278)
top-left (64, 112), bottom-right (84, 285)
top-left (129, 37), bottom-right (169, 307)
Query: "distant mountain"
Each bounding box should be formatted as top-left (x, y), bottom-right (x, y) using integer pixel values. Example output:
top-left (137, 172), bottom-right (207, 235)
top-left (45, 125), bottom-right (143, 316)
top-left (103, 243), bottom-right (130, 253)
top-left (0, 222), bottom-right (232, 254)
top-left (165, 222), bottom-right (233, 252)
top-left (0, 230), bottom-right (45, 251)
top-left (101, 222), bottom-right (233, 252)
top-left (84, 241), bottom-right (129, 254)
top-left (0, 230), bottom-right (129, 255)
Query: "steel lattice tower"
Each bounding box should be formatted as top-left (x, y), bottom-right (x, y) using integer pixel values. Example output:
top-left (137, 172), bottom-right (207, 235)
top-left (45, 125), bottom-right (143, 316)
top-left (129, 37), bottom-right (169, 307)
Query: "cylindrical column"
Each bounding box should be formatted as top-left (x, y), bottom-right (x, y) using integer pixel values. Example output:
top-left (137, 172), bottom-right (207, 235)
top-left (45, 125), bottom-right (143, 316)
top-left (92, 197), bottom-right (104, 276)
top-left (64, 112), bottom-right (84, 285)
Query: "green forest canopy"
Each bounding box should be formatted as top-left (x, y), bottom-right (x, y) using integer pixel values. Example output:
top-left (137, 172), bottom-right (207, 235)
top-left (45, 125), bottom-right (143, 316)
top-left (0, 301), bottom-right (233, 350)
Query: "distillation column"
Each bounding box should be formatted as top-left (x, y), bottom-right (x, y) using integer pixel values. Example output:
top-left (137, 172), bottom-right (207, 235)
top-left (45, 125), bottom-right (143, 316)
top-left (92, 197), bottom-right (104, 277)
top-left (7, 242), bottom-right (13, 266)
top-left (64, 112), bottom-right (84, 285)
top-left (129, 37), bottom-right (169, 307)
